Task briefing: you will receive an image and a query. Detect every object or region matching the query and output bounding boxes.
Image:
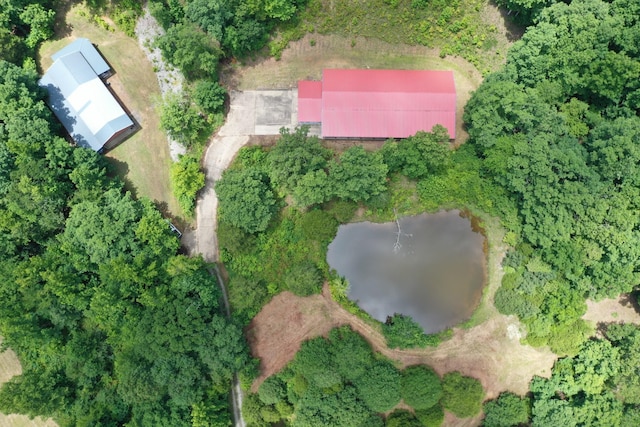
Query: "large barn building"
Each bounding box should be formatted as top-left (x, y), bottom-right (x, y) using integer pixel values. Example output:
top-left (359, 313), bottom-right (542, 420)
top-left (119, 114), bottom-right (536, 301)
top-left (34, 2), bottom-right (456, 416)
top-left (39, 38), bottom-right (135, 152)
top-left (298, 69), bottom-right (456, 139)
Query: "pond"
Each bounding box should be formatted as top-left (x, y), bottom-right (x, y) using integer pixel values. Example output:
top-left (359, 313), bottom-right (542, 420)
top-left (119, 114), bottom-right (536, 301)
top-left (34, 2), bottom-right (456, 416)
top-left (326, 210), bottom-right (486, 333)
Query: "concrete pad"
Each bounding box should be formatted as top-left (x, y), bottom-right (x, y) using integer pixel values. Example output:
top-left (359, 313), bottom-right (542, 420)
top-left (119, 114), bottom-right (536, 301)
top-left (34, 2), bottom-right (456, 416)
top-left (253, 90), bottom-right (298, 135)
top-left (219, 91), bottom-right (256, 137)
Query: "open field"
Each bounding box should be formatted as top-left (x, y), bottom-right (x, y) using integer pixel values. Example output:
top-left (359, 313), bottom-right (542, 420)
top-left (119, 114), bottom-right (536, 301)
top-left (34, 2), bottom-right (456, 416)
top-left (0, 340), bottom-right (58, 427)
top-left (38, 4), bottom-right (184, 221)
top-left (246, 213), bottom-right (558, 426)
top-left (225, 33), bottom-right (483, 144)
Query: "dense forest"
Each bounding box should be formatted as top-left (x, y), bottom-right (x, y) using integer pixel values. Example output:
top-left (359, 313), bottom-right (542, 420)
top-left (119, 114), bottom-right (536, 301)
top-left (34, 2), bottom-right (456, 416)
top-left (0, 12), bottom-right (251, 426)
top-left (4, 0), bottom-right (640, 425)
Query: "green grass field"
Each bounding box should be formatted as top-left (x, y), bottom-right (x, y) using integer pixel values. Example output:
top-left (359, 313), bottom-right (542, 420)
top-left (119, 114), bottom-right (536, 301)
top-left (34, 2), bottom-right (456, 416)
top-left (38, 4), bottom-right (184, 221)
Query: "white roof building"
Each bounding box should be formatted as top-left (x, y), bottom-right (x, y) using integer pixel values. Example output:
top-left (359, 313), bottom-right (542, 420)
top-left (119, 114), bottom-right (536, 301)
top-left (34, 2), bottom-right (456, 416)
top-left (39, 39), bottom-right (134, 152)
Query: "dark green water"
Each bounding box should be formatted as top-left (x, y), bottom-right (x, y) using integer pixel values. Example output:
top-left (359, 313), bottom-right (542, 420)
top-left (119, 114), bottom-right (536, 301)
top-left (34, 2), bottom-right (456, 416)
top-left (326, 210), bottom-right (486, 333)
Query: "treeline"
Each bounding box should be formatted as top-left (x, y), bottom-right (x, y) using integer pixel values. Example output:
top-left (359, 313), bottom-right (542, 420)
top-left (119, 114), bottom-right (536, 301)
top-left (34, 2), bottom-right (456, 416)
top-left (243, 326), bottom-right (484, 426)
top-left (463, 0), bottom-right (640, 355)
top-left (482, 323), bottom-right (640, 426)
top-left (0, 59), bottom-right (250, 425)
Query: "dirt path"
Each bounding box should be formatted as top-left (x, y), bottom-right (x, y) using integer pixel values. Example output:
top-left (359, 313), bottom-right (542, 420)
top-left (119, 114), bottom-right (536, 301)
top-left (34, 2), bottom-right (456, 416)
top-left (248, 284), bottom-right (556, 401)
top-left (583, 294), bottom-right (640, 327)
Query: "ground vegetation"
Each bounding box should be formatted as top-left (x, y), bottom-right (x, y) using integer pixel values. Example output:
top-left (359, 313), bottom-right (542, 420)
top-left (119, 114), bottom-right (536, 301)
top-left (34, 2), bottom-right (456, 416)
top-left (0, 59), bottom-right (250, 426)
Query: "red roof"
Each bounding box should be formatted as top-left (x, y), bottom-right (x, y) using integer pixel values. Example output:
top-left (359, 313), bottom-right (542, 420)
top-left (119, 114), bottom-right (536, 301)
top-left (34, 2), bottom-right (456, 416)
top-left (297, 69), bottom-right (456, 139)
top-left (297, 81), bottom-right (322, 123)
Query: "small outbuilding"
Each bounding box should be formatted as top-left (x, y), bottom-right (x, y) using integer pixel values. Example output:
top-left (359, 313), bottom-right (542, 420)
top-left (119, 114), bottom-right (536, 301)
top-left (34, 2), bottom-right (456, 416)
top-left (39, 38), bottom-right (134, 152)
top-left (298, 69), bottom-right (456, 139)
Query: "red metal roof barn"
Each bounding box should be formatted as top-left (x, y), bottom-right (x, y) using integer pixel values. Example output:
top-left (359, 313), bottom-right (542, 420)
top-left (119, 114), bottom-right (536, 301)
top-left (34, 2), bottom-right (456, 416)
top-left (298, 69), bottom-right (456, 139)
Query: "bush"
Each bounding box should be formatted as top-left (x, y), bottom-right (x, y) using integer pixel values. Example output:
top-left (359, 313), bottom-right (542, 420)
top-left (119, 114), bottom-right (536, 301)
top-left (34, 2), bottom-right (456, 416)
top-left (441, 372), bottom-right (484, 418)
top-left (416, 404), bottom-right (445, 427)
top-left (191, 80), bottom-right (227, 115)
top-left (283, 262), bottom-right (323, 296)
top-left (325, 199), bottom-right (358, 223)
top-left (382, 314), bottom-right (444, 349)
top-left (354, 361), bottom-right (401, 412)
top-left (170, 154), bottom-right (205, 216)
top-left (258, 376), bottom-right (286, 405)
top-left (482, 392), bottom-right (530, 427)
top-left (216, 168), bottom-right (278, 234)
top-left (299, 209), bottom-right (338, 243)
top-left (401, 365), bottom-right (443, 410)
top-left (386, 409), bottom-right (423, 427)
top-left (160, 92), bottom-right (211, 147)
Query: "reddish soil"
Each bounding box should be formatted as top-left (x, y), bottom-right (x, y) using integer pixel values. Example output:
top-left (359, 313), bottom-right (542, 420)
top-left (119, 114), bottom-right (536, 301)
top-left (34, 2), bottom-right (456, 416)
top-left (247, 285), bottom-right (557, 402)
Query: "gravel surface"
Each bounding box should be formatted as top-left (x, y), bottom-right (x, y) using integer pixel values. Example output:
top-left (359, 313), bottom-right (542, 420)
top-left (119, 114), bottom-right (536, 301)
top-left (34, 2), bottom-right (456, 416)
top-left (135, 7), bottom-right (186, 161)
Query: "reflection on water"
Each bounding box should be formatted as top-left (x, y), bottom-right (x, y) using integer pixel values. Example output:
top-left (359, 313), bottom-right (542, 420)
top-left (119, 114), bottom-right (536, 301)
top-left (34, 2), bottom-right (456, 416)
top-left (326, 210), bottom-right (486, 333)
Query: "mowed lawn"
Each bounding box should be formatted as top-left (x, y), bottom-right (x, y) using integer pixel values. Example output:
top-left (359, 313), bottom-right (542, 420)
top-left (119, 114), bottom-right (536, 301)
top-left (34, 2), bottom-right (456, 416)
top-left (0, 339), bottom-right (58, 427)
top-left (38, 4), bottom-right (184, 220)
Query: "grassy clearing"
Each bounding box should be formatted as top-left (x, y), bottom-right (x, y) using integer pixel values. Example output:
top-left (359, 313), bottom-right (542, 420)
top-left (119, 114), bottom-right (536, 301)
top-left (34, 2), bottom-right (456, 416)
top-left (269, 0), bottom-right (518, 75)
top-left (38, 4), bottom-right (185, 222)
top-left (227, 33), bottom-right (482, 143)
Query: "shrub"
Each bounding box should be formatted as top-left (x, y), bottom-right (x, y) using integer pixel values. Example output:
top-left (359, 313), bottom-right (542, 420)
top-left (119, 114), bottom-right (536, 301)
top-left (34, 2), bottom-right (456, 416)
top-left (416, 404), bottom-right (445, 427)
top-left (283, 262), bottom-right (323, 296)
top-left (354, 361), bottom-right (401, 412)
top-left (191, 80), bottom-right (227, 115)
top-left (441, 372), bottom-right (484, 418)
top-left (382, 314), bottom-right (443, 349)
top-left (299, 209), bottom-right (338, 243)
top-left (258, 376), bottom-right (286, 405)
top-left (482, 392), bottom-right (530, 427)
top-left (170, 154), bottom-right (204, 216)
top-left (401, 365), bottom-right (443, 410)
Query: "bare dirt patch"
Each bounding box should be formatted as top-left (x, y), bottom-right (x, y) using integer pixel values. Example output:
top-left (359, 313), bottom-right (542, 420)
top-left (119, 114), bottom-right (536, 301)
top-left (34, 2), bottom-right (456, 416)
top-left (248, 283), bottom-right (556, 402)
top-left (224, 34), bottom-right (483, 145)
top-left (583, 294), bottom-right (640, 327)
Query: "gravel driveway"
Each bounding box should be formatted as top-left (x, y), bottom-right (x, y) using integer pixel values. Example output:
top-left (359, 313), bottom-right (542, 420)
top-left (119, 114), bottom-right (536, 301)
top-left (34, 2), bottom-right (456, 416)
top-left (188, 90), bottom-right (298, 261)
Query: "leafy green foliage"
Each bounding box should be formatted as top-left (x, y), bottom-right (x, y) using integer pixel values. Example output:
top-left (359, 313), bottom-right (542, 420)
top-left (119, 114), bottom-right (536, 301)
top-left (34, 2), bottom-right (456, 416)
top-left (386, 409), bottom-right (423, 427)
top-left (283, 261), bottom-right (323, 296)
top-left (267, 126), bottom-right (330, 195)
top-left (482, 392), bottom-right (530, 427)
top-left (400, 365), bottom-right (443, 410)
top-left (354, 360), bottom-right (401, 412)
top-left (329, 146), bottom-right (388, 202)
top-left (156, 23), bottom-right (222, 81)
top-left (441, 372), bottom-right (484, 418)
top-left (216, 168), bottom-right (278, 234)
top-left (191, 80), bottom-right (227, 116)
top-left (416, 404), bottom-right (445, 427)
top-left (170, 154), bottom-right (205, 216)
top-left (159, 92), bottom-right (212, 147)
top-left (0, 61), bottom-right (249, 425)
top-left (244, 327), bottom-right (442, 425)
top-left (381, 125), bottom-right (451, 179)
top-left (528, 335), bottom-right (631, 427)
top-left (382, 314), bottom-right (449, 349)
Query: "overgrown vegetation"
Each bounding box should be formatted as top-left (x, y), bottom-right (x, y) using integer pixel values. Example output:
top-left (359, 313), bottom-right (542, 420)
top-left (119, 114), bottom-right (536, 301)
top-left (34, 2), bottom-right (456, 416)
top-left (271, 0), bottom-right (506, 73)
top-left (465, 0), bottom-right (640, 356)
top-left (0, 59), bottom-right (250, 425)
top-left (242, 326), bottom-right (484, 426)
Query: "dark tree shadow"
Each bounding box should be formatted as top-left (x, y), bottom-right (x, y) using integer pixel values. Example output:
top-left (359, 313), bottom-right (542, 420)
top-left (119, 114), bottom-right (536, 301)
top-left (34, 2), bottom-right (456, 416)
top-left (104, 156), bottom-right (139, 199)
top-left (619, 291), bottom-right (640, 313)
top-left (52, 0), bottom-right (75, 40)
top-left (488, 1), bottom-right (527, 42)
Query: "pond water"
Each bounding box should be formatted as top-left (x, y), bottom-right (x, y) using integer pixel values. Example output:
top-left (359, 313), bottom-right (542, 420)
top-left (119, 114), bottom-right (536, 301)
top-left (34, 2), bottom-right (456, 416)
top-left (326, 210), bottom-right (486, 333)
